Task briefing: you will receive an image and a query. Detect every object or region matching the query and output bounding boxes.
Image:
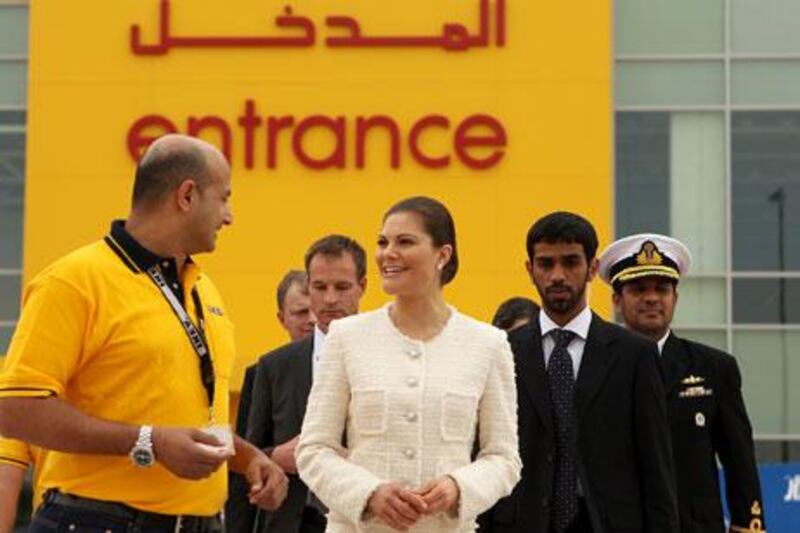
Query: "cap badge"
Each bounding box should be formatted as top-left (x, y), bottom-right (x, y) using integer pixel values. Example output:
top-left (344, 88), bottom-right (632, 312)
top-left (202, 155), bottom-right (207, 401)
top-left (635, 241), bottom-right (664, 267)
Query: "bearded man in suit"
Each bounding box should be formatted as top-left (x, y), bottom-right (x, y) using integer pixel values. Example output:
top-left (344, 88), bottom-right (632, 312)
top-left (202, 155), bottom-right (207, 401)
top-left (481, 211), bottom-right (679, 533)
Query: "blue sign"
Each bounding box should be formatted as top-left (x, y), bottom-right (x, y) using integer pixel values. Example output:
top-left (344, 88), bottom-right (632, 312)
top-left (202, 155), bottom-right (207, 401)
top-left (721, 462), bottom-right (800, 532)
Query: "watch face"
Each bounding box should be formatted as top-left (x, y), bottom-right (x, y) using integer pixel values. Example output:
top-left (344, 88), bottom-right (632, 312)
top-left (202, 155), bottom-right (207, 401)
top-left (132, 448), bottom-right (154, 467)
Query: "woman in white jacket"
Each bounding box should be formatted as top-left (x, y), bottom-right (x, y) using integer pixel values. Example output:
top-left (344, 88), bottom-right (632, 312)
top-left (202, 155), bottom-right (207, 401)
top-left (296, 196), bottom-right (521, 532)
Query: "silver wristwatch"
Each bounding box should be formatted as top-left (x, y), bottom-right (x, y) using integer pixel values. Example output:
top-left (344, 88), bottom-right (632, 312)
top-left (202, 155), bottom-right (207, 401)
top-left (129, 425), bottom-right (155, 468)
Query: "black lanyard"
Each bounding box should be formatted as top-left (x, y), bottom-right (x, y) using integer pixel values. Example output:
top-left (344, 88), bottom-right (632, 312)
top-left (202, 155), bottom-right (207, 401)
top-left (146, 265), bottom-right (215, 416)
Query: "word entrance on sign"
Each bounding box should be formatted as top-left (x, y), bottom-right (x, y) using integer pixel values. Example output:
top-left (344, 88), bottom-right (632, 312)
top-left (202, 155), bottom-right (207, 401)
top-left (127, 99), bottom-right (507, 171)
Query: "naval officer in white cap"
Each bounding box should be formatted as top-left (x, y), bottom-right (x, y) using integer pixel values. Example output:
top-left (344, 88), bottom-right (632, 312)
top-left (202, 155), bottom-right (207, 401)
top-left (599, 234), bottom-right (765, 533)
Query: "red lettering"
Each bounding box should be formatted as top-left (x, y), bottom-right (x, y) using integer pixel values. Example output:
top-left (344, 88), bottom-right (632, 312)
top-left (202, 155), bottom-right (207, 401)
top-left (267, 116), bottom-right (295, 169)
top-left (454, 114), bottom-right (507, 169)
top-left (126, 115), bottom-right (177, 162)
top-left (292, 116), bottom-right (346, 170)
top-left (409, 115), bottom-right (450, 168)
top-left (187, 115), bottom-right (232, 161)
top-left (355, 116), bottom-right (401, 169)
top-left (238, 99), bottom-right (263, 170)
top-left (126, 107), bottom-right (509, 172)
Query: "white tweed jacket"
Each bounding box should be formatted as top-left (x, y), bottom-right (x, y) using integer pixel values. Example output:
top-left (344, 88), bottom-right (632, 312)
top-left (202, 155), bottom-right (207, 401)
top-left (296, 305), bottom-right (521, 532)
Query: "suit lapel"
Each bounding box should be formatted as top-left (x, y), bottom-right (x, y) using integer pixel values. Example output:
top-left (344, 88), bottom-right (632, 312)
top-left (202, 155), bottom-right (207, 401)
top-left (660, 332), bottom-right (690, 397)
top-left (514, 321), bottom-right (553, 430)
top-left (575, 314), bottom-right (618, 421)
top-left (294, 336), bottom-right (314, 425)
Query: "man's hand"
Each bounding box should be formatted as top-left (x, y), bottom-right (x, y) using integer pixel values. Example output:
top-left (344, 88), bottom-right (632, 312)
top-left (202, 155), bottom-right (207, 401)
top-left (366, 482), bottom-right (428, 531)
top-left (270, 435), bottom-right (299, 474)
top-left (152, 427), bottom-right (232, 480)
top-left (246, 454), bottom-right (289, 510)
top-left (415, 476), bottom-right (460, 515)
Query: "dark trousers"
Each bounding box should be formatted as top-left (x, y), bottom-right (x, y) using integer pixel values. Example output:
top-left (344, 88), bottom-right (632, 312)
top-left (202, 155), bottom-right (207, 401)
top-left (255, 506), bottom-right (326, 533)
top-left (31, 495), bottom-right (224, 533)
top-left (297, 507), bottom-right (327, 533)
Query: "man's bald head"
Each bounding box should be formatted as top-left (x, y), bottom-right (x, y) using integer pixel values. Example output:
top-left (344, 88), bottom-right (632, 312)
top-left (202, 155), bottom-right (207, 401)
top-left (131, 134), bottom-right (227, 208)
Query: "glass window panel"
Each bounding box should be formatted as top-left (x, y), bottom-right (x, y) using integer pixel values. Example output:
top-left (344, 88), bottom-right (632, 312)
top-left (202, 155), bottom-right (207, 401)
top-left (673, 278), bottom-right (726, 325)
top-left (0, 325), bottom-right (14, 356)
top-left (671, 328), bottom-right (727, 351)
top-left (753, 441), bottom-right (800, 463)
top-left (0, 110), bottom-right (24, 125)
top-left (0, 62), bottom-right (26, 107)
top-left (616, 0), bottom-right (723, 55)
top-left (732, 112), bottom-right (800, 270)
top-left (0, 274), bottom-right (20, 319)
top-left (670, 112), bottom-right (726, 273)
top-left (733, 279), bottom-right (800, 324)
top-left (0, 6), bottom-right (27, 55)
top-left (615, 112), bottom-right (669, 236)
top-left (732, 0), bottom-right (800, 54)
top-left (0, 130), bottom-right (24, 269)
top-left (616, 61), bottom-right (724, 107)
top-left (732, 331), bottom-right (797, 434)
top-left (732, 61), bottom-right (800, 106)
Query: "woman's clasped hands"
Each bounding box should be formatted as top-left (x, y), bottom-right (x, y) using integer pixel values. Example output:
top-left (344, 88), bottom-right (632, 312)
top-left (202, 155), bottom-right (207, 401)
top-left (366, 476), bottom-right (461, 531)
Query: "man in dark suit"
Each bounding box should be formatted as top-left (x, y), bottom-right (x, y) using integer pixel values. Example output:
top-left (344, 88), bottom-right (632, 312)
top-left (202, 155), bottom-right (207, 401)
top-left (481, 211), bottom-right (678, 533)
top-left (245, 235), bottom-right (367, 533)
top-left (598, 233), bottom-right (765, 533)
top-left (226, 270), bottom-right (314, 533)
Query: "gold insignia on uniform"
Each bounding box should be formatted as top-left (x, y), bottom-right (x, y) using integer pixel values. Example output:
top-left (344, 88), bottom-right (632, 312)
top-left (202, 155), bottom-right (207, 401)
top-left (681, 375), bottom-right (705, 385)
top-left (679, 386), bottom-right (713, 398)
top-left (751, 500), bottom-right (762, 516)
top-left (729, 521), bottom-right (765, 533)
top-left (635, 241), bottom-right (664, 267)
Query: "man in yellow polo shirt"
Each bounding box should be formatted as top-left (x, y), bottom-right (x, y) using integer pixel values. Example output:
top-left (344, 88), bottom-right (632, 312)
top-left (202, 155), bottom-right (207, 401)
top-left (0, 134), bottom-right (287, 531)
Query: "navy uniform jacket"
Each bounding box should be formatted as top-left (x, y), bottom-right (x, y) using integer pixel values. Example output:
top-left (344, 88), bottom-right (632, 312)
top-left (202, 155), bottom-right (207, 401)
top-left (661, 333), bottom-right (764, 533)
top-left (480, 313), bottom-right (679, 533)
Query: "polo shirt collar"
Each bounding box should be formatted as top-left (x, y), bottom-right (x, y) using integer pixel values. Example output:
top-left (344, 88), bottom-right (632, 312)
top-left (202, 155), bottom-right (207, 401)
top-left (105, 219), bottom-right (189, 274)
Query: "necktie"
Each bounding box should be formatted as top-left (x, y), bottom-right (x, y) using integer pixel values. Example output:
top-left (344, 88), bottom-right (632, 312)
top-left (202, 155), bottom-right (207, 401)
top-left (547, 328), bottom-right (578, 532)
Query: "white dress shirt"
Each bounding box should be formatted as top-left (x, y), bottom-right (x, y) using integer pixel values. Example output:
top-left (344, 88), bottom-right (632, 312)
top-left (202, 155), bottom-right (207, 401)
top-left (656, 330), bottom-right (671, 355)
top-left (539, 305), bottom-right (592, 379)
top-left (311, 325), bottom-right (326, 375)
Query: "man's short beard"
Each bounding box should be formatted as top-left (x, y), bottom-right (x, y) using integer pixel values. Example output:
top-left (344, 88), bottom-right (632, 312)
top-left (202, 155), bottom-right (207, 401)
top-left (541, 281), bottom-right (587, 316)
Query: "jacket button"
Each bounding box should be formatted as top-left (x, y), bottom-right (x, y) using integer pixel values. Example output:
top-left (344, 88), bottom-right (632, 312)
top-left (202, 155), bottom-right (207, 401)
top-left (406, 348), bottom-right (421, 359)
top-left (546, 453), bottom-right (553, 464)
top-left (541, 496), bottom-right (549, 508)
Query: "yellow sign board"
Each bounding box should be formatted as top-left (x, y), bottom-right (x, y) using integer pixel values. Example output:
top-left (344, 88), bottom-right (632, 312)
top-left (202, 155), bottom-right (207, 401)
top-left (25, 0), bottom-right (612, 387)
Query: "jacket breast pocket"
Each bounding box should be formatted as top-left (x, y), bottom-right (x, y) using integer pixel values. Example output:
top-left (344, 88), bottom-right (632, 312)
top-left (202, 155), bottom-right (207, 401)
top-left (441, 391), bottom-right (479, 442)
top-left (352, 389), bottom-right (388, 435)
